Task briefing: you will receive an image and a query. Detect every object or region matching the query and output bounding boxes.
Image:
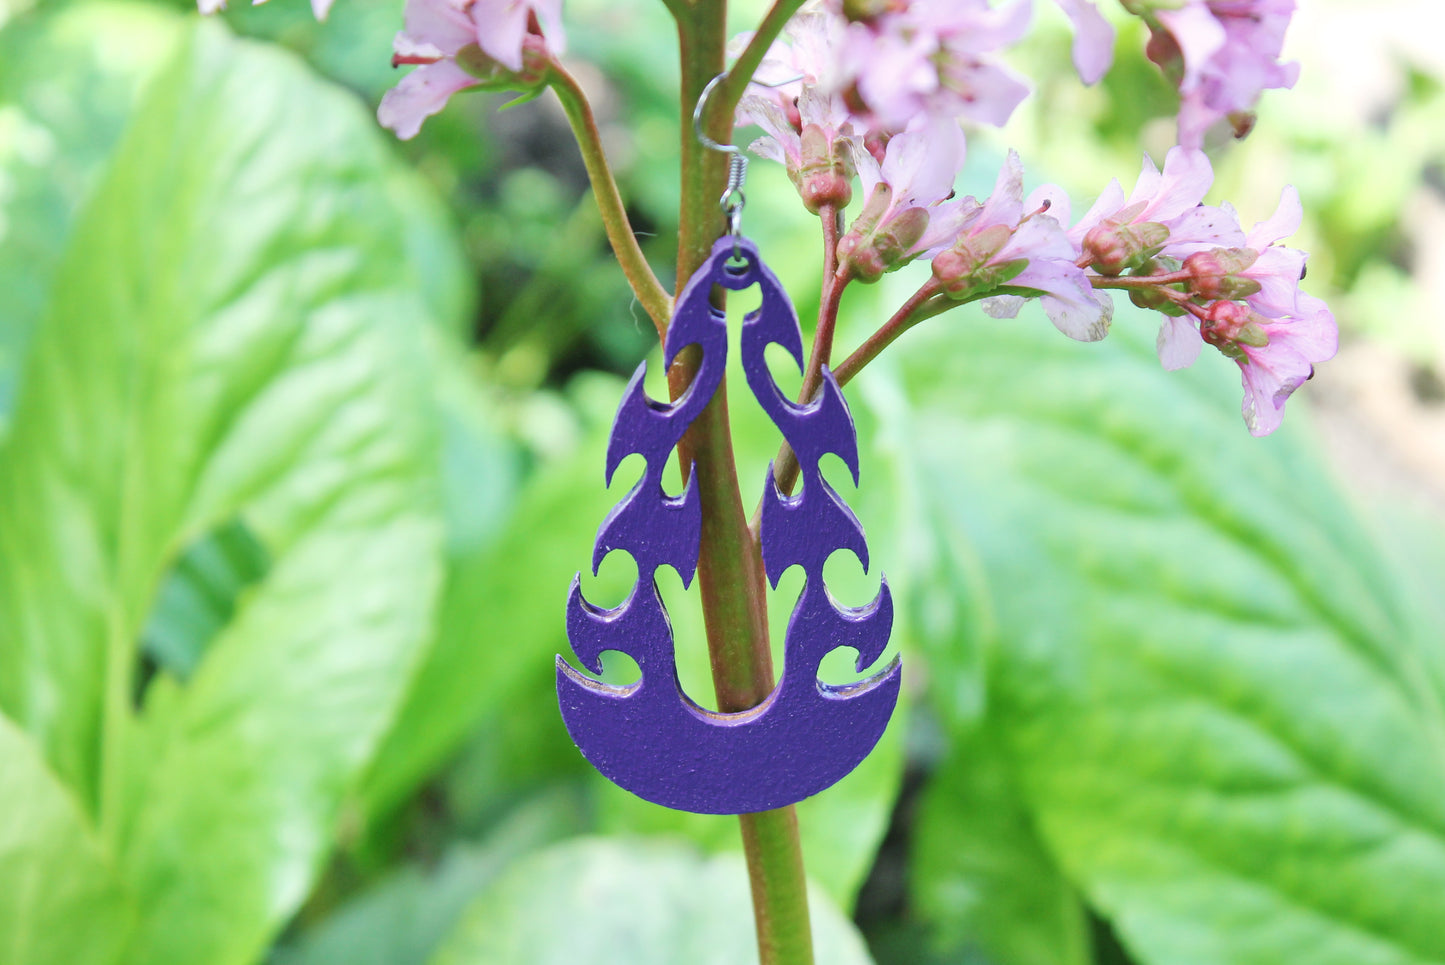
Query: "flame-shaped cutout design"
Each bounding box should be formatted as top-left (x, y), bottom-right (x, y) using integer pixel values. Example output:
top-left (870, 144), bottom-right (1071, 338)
top-left (556, 237), bottom-right (901, 814)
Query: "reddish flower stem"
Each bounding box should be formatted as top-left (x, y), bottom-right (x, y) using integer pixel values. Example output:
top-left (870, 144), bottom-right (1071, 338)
top-left (1091, 269), bottom-right (1193, 289)
top-left (833, 280), bottom-right (949, 388)
top-left (802, 205), bottom-right (845, 405)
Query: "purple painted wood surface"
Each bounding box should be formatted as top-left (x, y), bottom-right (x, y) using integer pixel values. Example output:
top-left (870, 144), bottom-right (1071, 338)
top-left (557, 236), bottom-right (900, 815)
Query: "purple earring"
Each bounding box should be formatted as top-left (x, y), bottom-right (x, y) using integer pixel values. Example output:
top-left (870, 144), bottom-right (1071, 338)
top-left (556, 74), bottom-right (899, 814)
top-left (556, 231), bottom-right (900, 815)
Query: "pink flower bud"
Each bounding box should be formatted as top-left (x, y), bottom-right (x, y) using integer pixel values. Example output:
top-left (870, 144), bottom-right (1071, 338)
top-left (931, 223), bottom-right (1025, 299)
top-left (1082, 221), bottom-right (1170, 275)
top-left (1200, 299), bottom-right (1270, 359)
top-left (1184, 246), bottom-right (1262, 300)
top-left (794, 124), bottom-right (854, 214)
top-left (838, 196), bottom-right (931, 283)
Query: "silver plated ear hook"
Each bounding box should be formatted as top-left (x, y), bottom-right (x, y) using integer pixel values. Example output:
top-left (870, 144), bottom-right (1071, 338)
top-left (692, 71), bottom-right (804, 248)
top-left (693, 72), bottom-right (749, 249)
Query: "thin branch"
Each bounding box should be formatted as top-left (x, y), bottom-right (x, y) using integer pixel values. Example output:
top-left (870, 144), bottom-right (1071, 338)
top-left (1092, 269), bottom-right (1192, 289)
top-left (718, 0), bottom-right (809, 111)
top-left (548, 62), bottom-right (673, 338)
top-left (833, 280), bottom-right (950, 386)
top-left (799, 205), bottom-right (845, 406)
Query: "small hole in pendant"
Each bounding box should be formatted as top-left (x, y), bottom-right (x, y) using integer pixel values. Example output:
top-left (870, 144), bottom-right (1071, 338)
top-left (817, 646), bottom-right (867, 687)
top-left (595, 649), bottom-right (641, 686)
top-left (764, 341), bottom-right (803, 403)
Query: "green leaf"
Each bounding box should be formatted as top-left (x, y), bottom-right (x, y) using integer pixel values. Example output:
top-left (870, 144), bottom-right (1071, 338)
top-left (358, 375), bottom-right (608, 830)
top-left (912, 722), bottom-right (1091, 965)
top-left (275, 791), bottom-right (584, 965)
top-left (0, 20), bottom-right (451, 965)
top-left (0, 1), bottom-right (185, 428)
top-left (427, 837), bottom-right (876, 965)
top-left (0, 713), bottom-right (133, 965)
top-left (870, 296), bottom-right (1445, 964)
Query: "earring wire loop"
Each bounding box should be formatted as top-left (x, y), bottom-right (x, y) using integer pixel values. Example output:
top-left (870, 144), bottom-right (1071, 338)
top-left (692, 70), bottom-right (803, 253)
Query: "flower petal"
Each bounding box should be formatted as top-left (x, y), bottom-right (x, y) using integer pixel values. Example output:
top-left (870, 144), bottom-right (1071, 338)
top-left (378, 59), bottom-right (478, 140)
top-left (1156, 314), bottom-right (1203, 370)
top-left (470, 0), bottom-right (531, 71)
top-left (1247, 184), bottom-right (1303, 249)
top-left (1140, 146), bottom-right (1213, 223)
top-left (1053, 0), bottom-right (1115, 84)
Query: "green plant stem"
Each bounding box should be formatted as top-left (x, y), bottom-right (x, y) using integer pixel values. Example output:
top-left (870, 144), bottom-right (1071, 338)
top-left (740, 807), bottom-right (814, 964)
top-left (548, 62), bottom-right (673, 338)
top-left (672, 4), bottom-right (814, 963)
top-left (717, 0), bottom-right (810, 111)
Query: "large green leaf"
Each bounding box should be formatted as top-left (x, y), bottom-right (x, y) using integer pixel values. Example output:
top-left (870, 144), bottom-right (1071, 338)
top-left (428, 837), bottom-right (876, 965)
top-left (0, 714), bottom-right (133, 965)
top-left (274, 791), bottom-right (583, 965)
top-left (139, 518), bottom-right (272, 682)
top-left (869, 296), bottom-right (1445, 964)
top-left (0, 1), bottom-right (185, 426)
top-left (911, 722), bottom-right (1091, 965)
top-left (0, 20), bottom-right (450, 965)
top-left (357, 374), bottom-right (608, 830)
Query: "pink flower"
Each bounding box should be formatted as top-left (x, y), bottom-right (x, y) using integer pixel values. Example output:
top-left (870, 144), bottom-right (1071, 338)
top-left (932, 151), bottom-right (1111, 341)
top-left (1234, 293), bottom-right (1335, 435)
top-left (835, 121), bottom-right (969, 281)
top-left (378, 0), bottom-right (564, 141)
top-left (840, 0), bottom-right (1033, 133)
top-left (1235, 184), bottom-right (1306, 316)
top-left (1219, 185), bottom-right (1335, 434)
top-left (737, 12), bottom-right (861, 211)
top-left (1154, 183), bottom-right (1336, 434)
top-left (1069, 146), bottom-right (1243, 272)
top-left (1141, 0), bottom-right (1300, 147)
top-left (473, 0), bottom-right (565, 71)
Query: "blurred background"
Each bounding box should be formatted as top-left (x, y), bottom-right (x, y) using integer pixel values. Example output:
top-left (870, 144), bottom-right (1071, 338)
top-left (1, 1), bottom-right (1442, 963)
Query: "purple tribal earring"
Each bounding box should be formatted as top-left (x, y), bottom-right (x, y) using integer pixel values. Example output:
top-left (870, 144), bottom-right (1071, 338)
top-left (556, 73), bottom-right (900, 815)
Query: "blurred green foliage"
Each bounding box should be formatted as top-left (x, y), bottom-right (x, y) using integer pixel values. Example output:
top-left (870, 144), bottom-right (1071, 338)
top-left (1, 2), bottom-right (1443, 965)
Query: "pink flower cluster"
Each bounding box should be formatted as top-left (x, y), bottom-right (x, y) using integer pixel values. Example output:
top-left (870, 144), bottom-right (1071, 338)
top-left (378, 0), bottom-right (565, 140)
top-left (930, 151), bottom-right (1111, 342)
top-left (737, 0), bottom-right (1118, 210)
top-left (1065, 147), bottom-right (1335, 435)
top-left (739, 0), bottom-right (1328, 435)
top-left (788, 0), bottom-right (1114, 135)
top-left (737, 1), bottom-right (1114, 310)
top-left (1131, 0), bottom-right (1300, 147)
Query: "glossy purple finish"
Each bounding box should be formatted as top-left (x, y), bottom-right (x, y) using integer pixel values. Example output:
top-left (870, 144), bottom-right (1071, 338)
top-left (557, 237), bottom-right (900, 815)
